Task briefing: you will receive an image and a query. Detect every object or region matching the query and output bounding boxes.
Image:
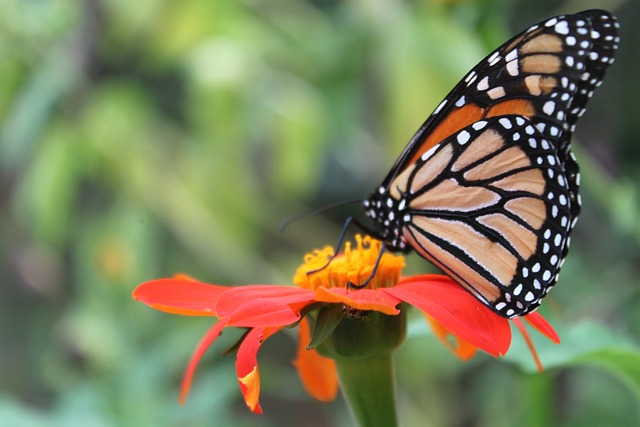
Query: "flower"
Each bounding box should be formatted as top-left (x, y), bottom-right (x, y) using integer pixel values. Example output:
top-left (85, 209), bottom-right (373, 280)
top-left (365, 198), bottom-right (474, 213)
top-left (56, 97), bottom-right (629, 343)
top-left (132, 235), bottom-right (559, 415)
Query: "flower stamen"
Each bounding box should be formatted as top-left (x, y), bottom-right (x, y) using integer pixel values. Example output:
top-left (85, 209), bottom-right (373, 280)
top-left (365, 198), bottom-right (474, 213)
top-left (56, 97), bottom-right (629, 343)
top-left (293, 235), bottom-right (405, 291)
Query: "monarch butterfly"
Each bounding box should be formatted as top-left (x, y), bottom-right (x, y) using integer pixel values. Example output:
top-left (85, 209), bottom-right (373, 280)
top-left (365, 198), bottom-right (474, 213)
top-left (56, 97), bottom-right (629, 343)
top-left (349, 10), bottom-right (619, 318)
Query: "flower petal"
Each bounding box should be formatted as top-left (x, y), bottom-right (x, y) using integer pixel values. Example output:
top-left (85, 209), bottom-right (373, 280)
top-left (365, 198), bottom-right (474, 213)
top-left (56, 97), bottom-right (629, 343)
top-left (524, 312), bottom-right (560, 344)
top-left (512, 318), bottom-right (544, 372)
top-left (314, 287), bottom-right (401, 315)
top-left (217, 286), bottom-right (316, 327)
top-left (236, 326), bottom-right (282, 414)
top-left (385, 275), bottom-right (511, 357)
top-left (179, 320), bottom-right (228, 404)
top-left (226, 299), bottom-right (309, 327)
top-left (425, 314), bottom-right (478, 360)
top-left (133, 278), bottom-right (229, 316)
top-left (293, 318), bottom-right (338, 401)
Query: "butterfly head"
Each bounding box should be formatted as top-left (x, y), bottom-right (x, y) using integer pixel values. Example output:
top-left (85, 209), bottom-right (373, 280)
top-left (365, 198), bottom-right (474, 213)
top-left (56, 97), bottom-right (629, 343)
top-left (363, 186), bottom-right (409, 251)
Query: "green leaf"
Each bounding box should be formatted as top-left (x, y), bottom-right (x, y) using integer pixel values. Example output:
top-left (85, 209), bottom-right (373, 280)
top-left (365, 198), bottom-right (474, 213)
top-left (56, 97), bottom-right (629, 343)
top-left (507, 321), bottom-right (636, 370)
top-left (574, 349), bottom-right (640, 401)
top-left (507, 320), bottom-right (640, 404)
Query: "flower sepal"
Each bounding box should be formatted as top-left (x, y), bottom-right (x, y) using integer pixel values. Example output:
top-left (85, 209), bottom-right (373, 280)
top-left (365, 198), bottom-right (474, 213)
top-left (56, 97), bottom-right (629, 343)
top-left (315, 306), bottom-right (407, 360)
top-left (306, 304), bottom-right (344, 349)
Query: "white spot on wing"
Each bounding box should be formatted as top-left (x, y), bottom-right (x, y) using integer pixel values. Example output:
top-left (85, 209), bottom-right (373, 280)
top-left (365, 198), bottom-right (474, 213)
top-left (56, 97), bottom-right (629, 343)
top-left (545, 17), bottom-right (558, 27)
top-left (465, 71), bottom-right (477, 86)
top-left (477, 76), bottom-right (489, 91)
top-left (554, 233), bottom-right (562, 247)
top-left (514, 284), bottom-right (523, 296)
top-left (487, 86), bottom-right (506, 99)
top-left (472, 121), bottom-right (488, 131)
top-left (543, 101), bottom-right (555, 115)
top-left (499, 117), bottom-right (512, 129)
top-left (433, 99), bottom-right (447, 115)
top-left (554, 21), bottom-right (569, 35)
top-left (505, 49), bottom-right (518, 62)
top-left (457, 130), bottom-right (471, 145)
top-left (421, 144), bottom-right (440, 161)
top-left (506, 60), bottom-right (519, 76)
top-left (488, 51), bottom-right (501, 65)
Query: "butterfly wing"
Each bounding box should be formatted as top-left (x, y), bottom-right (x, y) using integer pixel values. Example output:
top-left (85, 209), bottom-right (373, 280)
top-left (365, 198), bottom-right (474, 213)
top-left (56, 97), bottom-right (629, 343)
top-left (364, 10), bottom-right (619, 317)
top-left (382, 10), bottom-right (618, 186)
top-left (395, 116), bottom-right (571, 317)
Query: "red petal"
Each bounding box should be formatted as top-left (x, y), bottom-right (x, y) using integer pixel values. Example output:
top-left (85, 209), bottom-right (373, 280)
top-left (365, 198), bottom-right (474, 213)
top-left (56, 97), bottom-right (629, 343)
top-left (385, 275), bottom-right (511, 357)
top-left (217, 286), bottom-right (316, 327)
top-left (179, 320), bottom-right (228, 404)
top-left (523, 312), bottom-right (560, 344)
top-left (236, 326), bottom-right (282, 414)
top-left (314, 287), bottom-right (401, 315)
top-left (512, 318), bottom-right (544, 372)
top-left (133, 278), bottom-right (229, 316)
top-left (425, 314), bottom-right (478, 360)
top-left (293, 318), bottom-right (339, 401)
top-left (226, 299), bottom-right (308, 327)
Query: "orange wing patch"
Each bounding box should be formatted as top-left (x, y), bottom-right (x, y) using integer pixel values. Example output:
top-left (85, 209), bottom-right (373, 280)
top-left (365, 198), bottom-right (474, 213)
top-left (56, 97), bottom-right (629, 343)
top-left (405, 217), bottom-right (517, 301)
top-left (504, 197), bottom-right (547, 230)
top-left (464, 146), bottom-right (532, 182)
top-left (520, 33), bottom-right (564, 54)
top-left (491, 169), bottom-right (546, 196)
top-left (403, 229), bottom-right (500, 303)
top-left (410, 216), bottom-right (518, 287)
top-left (406, 99), bottom-right (537, 173)
top-left (410, 179), bottom-right (500, 212)
top-left (390, 143), bottom-right (455, 199)
top-left (476, 213), bottom-right (538, 260)
top-left (520, 54), bottom-right (563, 74)
top-left (452, 129), bottom-right (504, 171)
top-left (524, 75), bottom-right (558, 96)
top-left (486, 99), bottom-right (536, 118)
top-left (408, 104), bottom-right (484, 166)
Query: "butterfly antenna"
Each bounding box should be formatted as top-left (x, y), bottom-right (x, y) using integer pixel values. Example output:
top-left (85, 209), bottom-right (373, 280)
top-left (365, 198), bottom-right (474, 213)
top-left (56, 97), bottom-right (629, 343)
top-left (278, 198), bottom-right (363, 232)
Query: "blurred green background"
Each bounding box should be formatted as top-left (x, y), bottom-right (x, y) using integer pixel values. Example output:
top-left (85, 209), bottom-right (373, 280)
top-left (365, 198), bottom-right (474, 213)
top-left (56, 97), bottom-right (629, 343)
top-left (1, 0), bottom-right (639, 426)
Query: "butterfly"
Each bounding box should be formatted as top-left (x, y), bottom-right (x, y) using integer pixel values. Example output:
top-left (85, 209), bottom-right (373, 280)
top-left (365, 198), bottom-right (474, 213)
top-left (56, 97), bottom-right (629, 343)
top-left (358, 9), bottom-right (619, 318)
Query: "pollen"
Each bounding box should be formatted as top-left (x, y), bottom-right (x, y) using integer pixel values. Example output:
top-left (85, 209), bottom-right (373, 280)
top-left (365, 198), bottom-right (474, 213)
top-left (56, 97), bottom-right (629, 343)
top-left (293, 235), bottom-right (405, 290)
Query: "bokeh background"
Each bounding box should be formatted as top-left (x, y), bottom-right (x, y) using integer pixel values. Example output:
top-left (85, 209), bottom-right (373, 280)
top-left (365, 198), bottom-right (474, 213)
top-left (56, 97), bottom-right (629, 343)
top-left (2, 0), bottom-right (639, 426)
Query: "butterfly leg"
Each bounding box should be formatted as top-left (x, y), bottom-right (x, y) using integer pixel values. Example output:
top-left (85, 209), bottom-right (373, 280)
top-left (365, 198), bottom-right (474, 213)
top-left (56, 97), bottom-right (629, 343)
top-left (346, 240), bottom-right (387, 290)
top-left (305, 216), bottom-right (380, 277)
top-left (305, 216), bottom-right (355, 276)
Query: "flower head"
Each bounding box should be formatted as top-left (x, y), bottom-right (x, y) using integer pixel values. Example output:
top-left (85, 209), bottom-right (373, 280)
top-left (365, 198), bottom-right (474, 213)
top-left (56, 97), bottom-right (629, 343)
top-left (133, 235), bottom-right (559, 414)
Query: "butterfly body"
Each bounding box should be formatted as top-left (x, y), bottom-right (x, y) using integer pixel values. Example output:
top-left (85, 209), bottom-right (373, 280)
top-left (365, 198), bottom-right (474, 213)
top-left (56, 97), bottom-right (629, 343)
top-left (363, 10), bottom-right (619, 318)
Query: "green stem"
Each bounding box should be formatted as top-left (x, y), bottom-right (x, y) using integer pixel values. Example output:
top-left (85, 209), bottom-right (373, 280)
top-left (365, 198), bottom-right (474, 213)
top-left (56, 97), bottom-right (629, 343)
top-left (521, 372), bottom-right (554, 427)
top-left (335, 355), bottom-right (398, 427)
top-left (313, 309), bottom-right (406, 427)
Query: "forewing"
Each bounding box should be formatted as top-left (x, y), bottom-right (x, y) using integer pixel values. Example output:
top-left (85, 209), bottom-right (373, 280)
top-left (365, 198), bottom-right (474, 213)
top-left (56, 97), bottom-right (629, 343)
top-left (382, 10), bottom-right (619, 216)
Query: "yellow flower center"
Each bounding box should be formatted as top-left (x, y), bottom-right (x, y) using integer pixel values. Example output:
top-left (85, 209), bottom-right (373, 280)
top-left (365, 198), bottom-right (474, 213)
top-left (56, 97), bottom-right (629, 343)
top-left (293, 234), bottom-right (405, 290)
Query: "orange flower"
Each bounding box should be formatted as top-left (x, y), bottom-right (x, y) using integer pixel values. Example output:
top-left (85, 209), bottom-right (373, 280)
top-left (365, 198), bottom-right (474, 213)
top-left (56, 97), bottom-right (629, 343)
top-left (133, 235), bottom-right (559, 413)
